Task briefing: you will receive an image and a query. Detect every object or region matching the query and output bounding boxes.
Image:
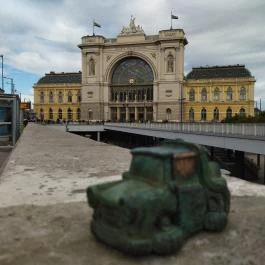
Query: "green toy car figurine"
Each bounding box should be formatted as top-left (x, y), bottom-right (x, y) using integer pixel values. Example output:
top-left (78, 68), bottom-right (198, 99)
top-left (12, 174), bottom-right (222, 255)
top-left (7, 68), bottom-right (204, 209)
top-left (87, 140), bottom-right (230, 255)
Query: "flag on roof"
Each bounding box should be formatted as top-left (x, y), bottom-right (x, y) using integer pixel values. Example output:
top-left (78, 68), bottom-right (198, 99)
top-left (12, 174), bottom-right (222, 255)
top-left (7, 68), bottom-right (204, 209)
top-left (93, 21), bottom-right (101, 28)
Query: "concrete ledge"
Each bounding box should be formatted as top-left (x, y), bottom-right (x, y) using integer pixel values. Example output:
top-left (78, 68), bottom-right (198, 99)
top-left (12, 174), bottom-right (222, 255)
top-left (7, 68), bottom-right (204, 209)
top-left (0, 123), bottom-right (131, 207)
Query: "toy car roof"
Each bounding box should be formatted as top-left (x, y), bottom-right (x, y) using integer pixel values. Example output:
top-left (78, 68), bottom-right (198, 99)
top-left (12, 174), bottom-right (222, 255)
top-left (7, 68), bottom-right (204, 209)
top-left (131, 139), bottom-right (199, 158)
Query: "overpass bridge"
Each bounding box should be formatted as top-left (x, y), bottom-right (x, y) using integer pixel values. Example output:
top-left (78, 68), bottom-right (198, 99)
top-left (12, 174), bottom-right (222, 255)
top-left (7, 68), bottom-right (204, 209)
top-left (48, 122), bottom-right (265, 182)
top-left (51, 122), bottom-right (265, 155)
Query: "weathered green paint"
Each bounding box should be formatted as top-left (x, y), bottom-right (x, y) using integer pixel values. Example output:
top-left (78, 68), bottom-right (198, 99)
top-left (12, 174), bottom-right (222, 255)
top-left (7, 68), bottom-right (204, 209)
top-left (87, 140), bottom-right (230, 255)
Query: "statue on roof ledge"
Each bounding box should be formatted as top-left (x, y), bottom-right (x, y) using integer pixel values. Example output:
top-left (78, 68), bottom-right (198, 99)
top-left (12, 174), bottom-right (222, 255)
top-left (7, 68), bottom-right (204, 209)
top-left (119, 15), bottom-right (145, 36)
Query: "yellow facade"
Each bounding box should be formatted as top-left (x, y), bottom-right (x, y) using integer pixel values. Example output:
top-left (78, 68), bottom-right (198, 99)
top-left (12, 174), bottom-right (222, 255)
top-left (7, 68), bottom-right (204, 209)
top-left (183, 66), bottom-right (255, 122)
top-left (33, 72), bottom-right (81, 121)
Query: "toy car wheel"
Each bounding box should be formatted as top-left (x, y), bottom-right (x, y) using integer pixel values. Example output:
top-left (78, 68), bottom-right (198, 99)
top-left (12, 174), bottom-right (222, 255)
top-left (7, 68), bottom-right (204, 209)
top-left (157, 215), bottom-right (172, 230)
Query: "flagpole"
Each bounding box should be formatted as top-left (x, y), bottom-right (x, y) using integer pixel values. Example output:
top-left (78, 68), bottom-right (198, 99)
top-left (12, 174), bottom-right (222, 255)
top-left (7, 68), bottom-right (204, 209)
top-left (92, 19), bottom-right (95, 36)
top-left (170, 11), bottom-right (172, 30)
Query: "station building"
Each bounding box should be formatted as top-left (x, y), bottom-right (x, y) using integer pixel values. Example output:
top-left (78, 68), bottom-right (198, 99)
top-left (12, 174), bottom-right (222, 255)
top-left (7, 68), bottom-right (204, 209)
top-left (33, 72), bottom-right (81, 121)
top-left (34, 18), bottom-right (255, 122)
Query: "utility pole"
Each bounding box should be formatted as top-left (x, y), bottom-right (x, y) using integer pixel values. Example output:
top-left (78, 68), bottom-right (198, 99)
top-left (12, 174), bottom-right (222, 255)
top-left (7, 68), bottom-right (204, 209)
top-left (0, 54), bottom-right (3, 91)
top-left (3, 76), bottom-right (15, 94)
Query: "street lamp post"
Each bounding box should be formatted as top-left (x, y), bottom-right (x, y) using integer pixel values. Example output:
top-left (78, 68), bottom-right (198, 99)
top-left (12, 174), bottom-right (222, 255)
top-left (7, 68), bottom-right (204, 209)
top-left (3, 76), bottom-right (15, 94)
top-left (0, 55), bottom-right (3, 91)
top-left (178, 81), bottom-right (186, 128)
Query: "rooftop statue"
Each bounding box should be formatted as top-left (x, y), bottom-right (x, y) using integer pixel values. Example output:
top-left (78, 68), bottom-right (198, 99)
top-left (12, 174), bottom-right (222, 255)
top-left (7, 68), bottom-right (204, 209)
top-left (119, 15), bottom-right (145, 36)
top-left (87, 139), bottom-right (230, 255)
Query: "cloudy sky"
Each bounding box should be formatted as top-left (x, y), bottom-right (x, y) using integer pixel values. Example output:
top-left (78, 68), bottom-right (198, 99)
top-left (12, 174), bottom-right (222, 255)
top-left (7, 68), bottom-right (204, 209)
top-left (0, 0), bottom-right (265, 108)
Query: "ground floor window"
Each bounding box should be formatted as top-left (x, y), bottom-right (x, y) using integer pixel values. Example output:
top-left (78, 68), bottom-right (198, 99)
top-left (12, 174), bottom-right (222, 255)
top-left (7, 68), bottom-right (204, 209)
top-left (239, 107), bottom-right (246, 117)
top-left (226, 107), bottom-right (232, 119)
top-left (189, 108), bottom-right (194, 122)
top-left (49, 108), bottom-right (53, 120)
top-left (67, 108), bottom-right (72, 120)
top-left (213, 107), bottom-right (219, 121)
top-left (77, 108), bottom-right (81, 120)
top-left (201, 108), bottom-right (207, 121)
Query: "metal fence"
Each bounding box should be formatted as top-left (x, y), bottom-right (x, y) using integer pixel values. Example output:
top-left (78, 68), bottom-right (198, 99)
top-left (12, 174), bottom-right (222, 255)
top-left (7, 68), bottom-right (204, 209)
top-left (105, 122), bottom-right (265, 138)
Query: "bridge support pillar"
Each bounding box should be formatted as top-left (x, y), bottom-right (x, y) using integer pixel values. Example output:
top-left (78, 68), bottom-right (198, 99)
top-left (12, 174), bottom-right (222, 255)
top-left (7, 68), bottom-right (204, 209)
top-left (97, 131), bottom-right (101, 142)
top-left (117, 107), bottom-right (120, 121)
top-left (257, 154), bottom-right (260, 168)
top-left (235, 151), bottom-right (245, 179)
top-left (210, 147), bottom-right (214, 160)
top-left (263, 155), bottom-right (265, 184)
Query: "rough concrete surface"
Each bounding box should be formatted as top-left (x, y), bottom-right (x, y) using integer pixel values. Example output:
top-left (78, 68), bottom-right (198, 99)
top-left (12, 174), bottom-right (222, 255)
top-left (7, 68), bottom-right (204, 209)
top-left (0, 123), bottom-right (265, 265)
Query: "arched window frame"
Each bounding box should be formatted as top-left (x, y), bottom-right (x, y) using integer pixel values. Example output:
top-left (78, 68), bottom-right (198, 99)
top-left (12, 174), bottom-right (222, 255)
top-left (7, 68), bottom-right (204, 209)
top-left (49, 108), bottom-right (53, 120)
top-left (67, 108), bottom-right (73, 120)
top-left (189, 108), bottom-right (195, 122)
top-left (88, 109), bottom-right (93, 120)
top-left (77, 91), bottom-right (81, 103)
top-left (58, 91), bottom-right (63, 103)
top-left (239, 107), bottom-right (246, 117)
top-left (40, 108), bottom-right (44, 120)
top-left (58, 108), bottom-right (62, 119)
top-left (226, 107), bottom-right (232, 119)
top-left (49, 91), bottom-right (54, 103)
top-left (213, 107), bottom-right (219, 121)
top-left (213, 87), bottom-right (220, 101)
top-left (227, 87), bottom-right (233, 101)
top-left (40, 91), bottom-right (44, 103)
top-left (166, 108), bottom-right (172, 120)
top-left (201, 88), bottom-right (207, 102)
top-left (189, 88), bottom-right (195, 101)
top-left (77, 108), bottom-right (81, 120)
top-left (239, 87), bottom-right (246, 101)
top-left (68, 91), bottom-right (73, 103)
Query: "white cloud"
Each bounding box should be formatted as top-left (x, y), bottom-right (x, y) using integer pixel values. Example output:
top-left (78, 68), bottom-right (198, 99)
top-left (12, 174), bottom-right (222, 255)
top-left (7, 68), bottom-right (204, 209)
top-left (0, 0), bottom-right (265, 102)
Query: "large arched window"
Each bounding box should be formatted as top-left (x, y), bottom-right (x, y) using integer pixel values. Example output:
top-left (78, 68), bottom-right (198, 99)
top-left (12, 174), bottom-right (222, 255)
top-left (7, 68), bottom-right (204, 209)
top-left (201, 88), bottom-right (207, 102)
top-left (213, 107), bottom-right (219, 121)
top-left (189, 108), bottom-right (195, 122)
top-left (227, 87), bottom-right (233, 101)
top-left (189, 88), bottom-right (195, 101)
top-left (213, 87), bottom-right (220, 101)
top-left (112, 57), bottom-right (153, 85)
top-left (201, 108), bottom-right (207, 121)
top-left (239, 87), bottom-right (246, 101)
top-left (226, 107), bottom-right (232, 119)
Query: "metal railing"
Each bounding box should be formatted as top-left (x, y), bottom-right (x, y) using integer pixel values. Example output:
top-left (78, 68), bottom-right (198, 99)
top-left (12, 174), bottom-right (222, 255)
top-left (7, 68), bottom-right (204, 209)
top-left (105, 122), bottom-right (265, 138)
